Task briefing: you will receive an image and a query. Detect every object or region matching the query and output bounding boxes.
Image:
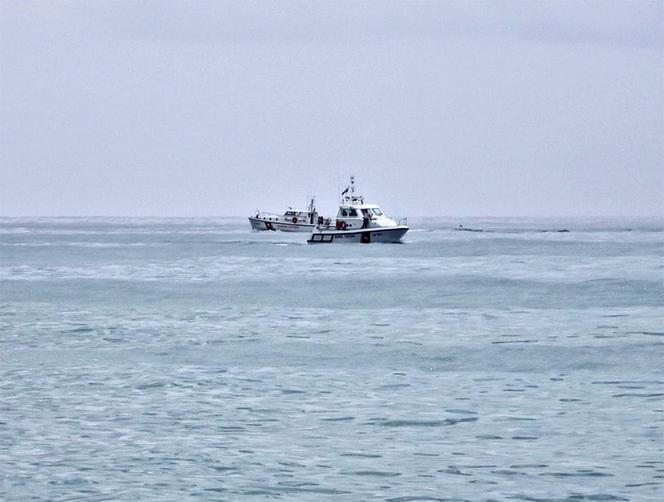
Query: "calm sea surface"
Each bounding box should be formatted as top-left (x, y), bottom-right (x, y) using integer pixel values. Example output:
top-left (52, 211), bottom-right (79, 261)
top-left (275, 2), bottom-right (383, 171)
top-left (1, 217), bottom-right (663, 501)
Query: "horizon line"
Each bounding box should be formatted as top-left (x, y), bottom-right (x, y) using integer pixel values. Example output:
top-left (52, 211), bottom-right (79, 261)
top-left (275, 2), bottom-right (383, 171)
top-left (1, 214), bottom-right (663, 219)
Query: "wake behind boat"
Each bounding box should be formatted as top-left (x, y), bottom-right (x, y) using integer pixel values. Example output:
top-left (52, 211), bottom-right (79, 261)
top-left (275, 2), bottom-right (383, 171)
top-left (307, 177), bottom-right (408, 243)
top-left (249, 198), bottom-right (318, 232)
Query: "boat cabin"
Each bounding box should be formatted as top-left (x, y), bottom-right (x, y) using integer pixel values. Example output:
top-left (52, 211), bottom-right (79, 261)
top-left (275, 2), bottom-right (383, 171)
top-left (335, 203), bottom-right (395, 230)
top-left (282, 209), bottom-right (316, 224)
top-left (337, 205), bottom-right (383, 219)
top-left (284, 209), bottom-right (311, 218)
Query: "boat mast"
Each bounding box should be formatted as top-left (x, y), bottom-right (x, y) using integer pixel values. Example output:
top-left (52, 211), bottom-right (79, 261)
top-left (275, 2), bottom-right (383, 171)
top-left (340, 175), bottom-right (361, 205)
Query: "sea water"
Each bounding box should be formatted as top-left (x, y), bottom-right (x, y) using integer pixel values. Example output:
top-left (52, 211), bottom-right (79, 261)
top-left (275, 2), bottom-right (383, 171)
top-left (1, 217), bottom-right (663, 501)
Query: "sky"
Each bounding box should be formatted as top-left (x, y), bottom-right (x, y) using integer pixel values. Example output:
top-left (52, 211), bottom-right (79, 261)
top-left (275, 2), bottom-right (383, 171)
top-left (1, 0), bottom-right (662, 217)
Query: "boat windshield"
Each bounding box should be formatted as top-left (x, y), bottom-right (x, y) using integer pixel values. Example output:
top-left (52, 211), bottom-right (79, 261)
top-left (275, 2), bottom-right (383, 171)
top-left (371, 208), bottom-right (383, 216)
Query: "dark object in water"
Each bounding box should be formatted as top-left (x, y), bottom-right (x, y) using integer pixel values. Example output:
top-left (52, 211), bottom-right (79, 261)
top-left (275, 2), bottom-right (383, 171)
top-left (456, 224), bottom-right (483, 232)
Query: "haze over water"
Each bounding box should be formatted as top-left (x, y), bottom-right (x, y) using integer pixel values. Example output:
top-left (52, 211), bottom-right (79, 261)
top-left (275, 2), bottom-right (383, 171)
top-left (1, 217), bottom-right (663, 501)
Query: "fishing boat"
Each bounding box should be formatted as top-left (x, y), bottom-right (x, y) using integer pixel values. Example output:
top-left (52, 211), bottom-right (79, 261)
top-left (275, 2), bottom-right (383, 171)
top-left (307, 177), bottom-right (408, 243)
top-left (249, 198), bottom-right (318, 232)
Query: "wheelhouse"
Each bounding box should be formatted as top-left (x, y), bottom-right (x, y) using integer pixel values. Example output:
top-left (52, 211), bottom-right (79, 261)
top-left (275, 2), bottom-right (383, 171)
top-left (337, 205), bottom-right (383, 218)
top-left (284, 210), bottom-right (311, 218)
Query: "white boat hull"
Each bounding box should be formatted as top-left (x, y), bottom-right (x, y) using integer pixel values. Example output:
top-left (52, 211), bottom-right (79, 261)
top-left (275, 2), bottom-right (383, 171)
top-left (307, 225), bottom-right (409, 243)
top-left (249, 217), bottom-right (315, 232)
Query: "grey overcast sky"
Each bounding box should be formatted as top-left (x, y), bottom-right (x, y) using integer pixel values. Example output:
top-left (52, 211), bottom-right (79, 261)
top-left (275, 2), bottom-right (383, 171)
top-left (1, 0), bottom-right (662, 217)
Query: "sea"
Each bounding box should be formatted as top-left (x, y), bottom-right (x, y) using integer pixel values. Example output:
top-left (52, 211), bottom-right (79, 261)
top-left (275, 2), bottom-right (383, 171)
top-left (1, 216), bottom-right (663, 501)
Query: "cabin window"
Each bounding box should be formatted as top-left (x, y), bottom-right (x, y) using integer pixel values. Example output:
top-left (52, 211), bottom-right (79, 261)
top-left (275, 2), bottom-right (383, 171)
top-left (340, 208), bottom-right (348, 217)
top-left (372, 208), bottom-right (383, 216)
top-left (349, 208), bottom-right (358, 217)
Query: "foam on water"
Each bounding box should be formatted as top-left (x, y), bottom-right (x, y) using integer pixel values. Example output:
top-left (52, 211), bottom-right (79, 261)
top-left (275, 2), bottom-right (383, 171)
top-left (1, 217), bottom-right (663, 501)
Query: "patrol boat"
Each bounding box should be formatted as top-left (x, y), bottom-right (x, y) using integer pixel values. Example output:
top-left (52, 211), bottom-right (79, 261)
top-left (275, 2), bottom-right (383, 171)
top-left (307, 177), bottom-right (408, 243)
top-left (249, 198), bottom-right (318, 232)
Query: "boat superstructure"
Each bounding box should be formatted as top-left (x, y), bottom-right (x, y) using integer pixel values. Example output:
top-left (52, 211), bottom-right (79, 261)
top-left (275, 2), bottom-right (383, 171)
top-left (249, 198), bottom-right (318, 232)
top-left (307, 177), bottom-right (408, 243)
